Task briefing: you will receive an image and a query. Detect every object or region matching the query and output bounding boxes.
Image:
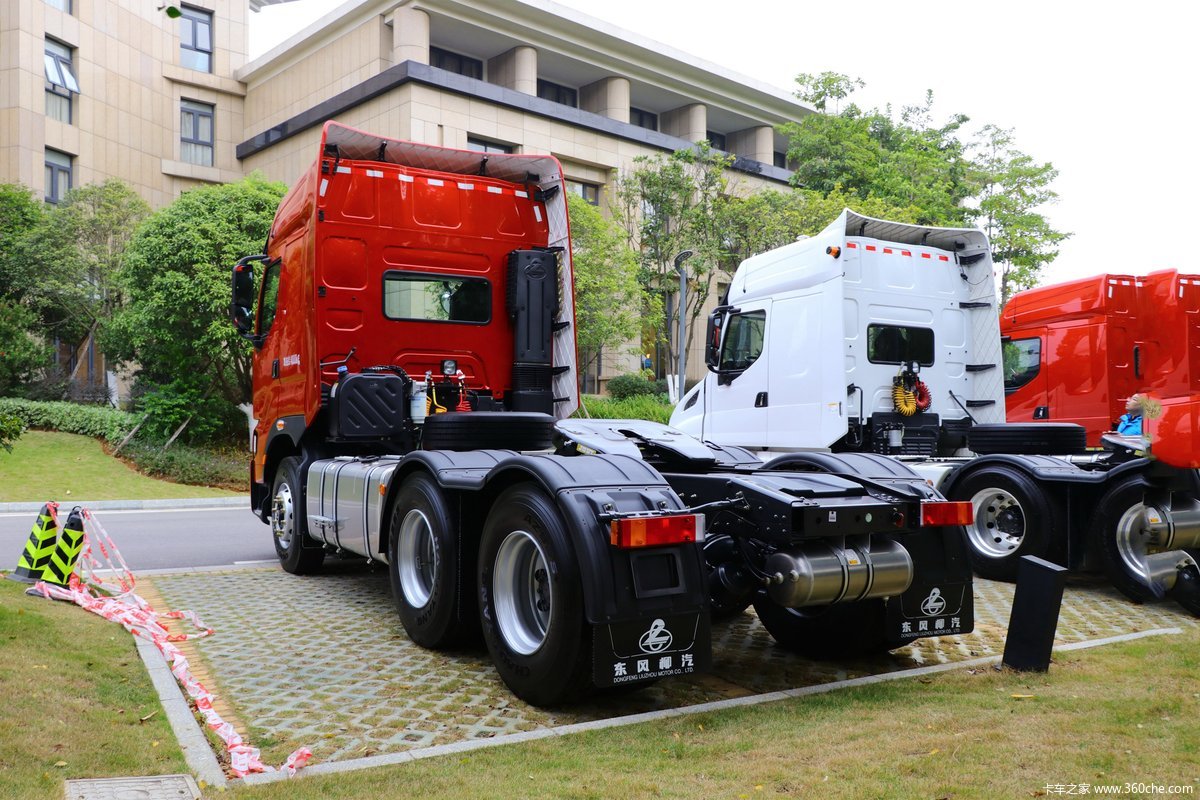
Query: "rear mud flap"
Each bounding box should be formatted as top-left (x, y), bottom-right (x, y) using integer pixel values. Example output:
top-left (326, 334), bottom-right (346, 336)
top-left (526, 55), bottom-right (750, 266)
top-left (593, 612), bottom-right (711, 688)
top-left (886, 580), bottom-right (973, 646)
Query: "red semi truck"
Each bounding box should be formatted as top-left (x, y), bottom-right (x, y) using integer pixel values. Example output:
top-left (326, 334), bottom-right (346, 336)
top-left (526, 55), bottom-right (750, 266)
top-left (228, 122), bottom-right (977, 706)
top-left (1002, 270), bottom-right (1199, 468)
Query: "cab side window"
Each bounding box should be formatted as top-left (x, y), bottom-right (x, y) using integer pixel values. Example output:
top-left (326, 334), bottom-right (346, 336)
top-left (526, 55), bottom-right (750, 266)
top-left (1003, 337), bottom-right (1041, 392)
top-left (257, 261), bottom-right (281, 337)
top-left (719, 310), bottom-right (766, 373)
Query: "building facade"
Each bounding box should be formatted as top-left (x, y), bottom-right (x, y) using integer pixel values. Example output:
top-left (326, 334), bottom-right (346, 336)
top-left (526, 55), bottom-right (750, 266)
top-left (1, 0), bottom-right (812, 390)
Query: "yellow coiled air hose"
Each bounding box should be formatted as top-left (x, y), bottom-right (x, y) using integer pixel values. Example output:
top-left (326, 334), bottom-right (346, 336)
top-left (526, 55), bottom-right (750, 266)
top-left (893, 383), bottom-right (917, 416)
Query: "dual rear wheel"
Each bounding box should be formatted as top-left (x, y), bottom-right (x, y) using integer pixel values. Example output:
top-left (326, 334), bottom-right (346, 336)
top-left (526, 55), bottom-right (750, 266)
top-left (387, 476), bottom-right (590, 705)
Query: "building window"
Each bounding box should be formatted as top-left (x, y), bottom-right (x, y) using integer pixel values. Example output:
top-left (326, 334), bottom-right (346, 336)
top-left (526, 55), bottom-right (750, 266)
top-left (179, 6), bottom-right (213, 73)
top-left (466, 137), bottom-right (512, 154)
top-left (566, 180), bottom-right (600, 206)
top-left (44, 39), bottom-right (78, 124)
top-left (537, 79), bottom-right (577, 107)
top-left (706, 131), bottom-right (726, 151)
top-left (180, 99), bottom-right (215, 166)
top-left (45, 149), bottom-right (73, 204)
top-left (429, 46), bottom-right (482, 80)
top-left (630, 107), bottom-right (657, 132)
top-left (773, 151), bottom-right (789, 169)
top-left (45, 0), bottom-right (72, 13)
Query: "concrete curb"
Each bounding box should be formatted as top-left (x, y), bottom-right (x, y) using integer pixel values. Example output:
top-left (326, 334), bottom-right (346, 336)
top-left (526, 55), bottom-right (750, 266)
top-left (0, 497), bottom-right (247, 514)
top-left (133, 636), bottom-right (228, 789)
top-left (237, 626), bottom-right (1185, 786)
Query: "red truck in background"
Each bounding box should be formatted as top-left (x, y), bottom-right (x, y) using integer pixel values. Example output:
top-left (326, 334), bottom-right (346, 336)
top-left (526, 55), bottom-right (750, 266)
top-left (1002, 270), bottom-right (1200, 469)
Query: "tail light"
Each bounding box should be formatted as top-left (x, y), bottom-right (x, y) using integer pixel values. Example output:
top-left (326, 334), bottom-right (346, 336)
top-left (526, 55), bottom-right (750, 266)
top-left (920, 500), bottom-right (973, 527)
top-left (610, 514), bottom-right (703, 549)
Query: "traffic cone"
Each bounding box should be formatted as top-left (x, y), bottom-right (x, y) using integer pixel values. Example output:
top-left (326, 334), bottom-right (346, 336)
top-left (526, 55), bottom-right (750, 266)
top-left (8, 502), bottom-right (60, 583)
top-left (40, 507), bottom-right (85, 587)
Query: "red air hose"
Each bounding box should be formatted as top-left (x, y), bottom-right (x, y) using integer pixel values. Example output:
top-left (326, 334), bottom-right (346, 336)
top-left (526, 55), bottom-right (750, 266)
top-left (914, 379), bottom-right (932, 412)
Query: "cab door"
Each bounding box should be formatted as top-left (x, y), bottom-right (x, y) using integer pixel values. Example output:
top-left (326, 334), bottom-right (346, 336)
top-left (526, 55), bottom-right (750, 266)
top-left (704, 301), bottom-right (770, 448)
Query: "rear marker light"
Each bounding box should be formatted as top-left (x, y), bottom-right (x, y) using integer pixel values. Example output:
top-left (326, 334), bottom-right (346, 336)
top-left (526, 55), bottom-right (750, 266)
top-left (610, 514), bottom-right (702, 549)
top-left (920, 501), bottom-right (973, 527)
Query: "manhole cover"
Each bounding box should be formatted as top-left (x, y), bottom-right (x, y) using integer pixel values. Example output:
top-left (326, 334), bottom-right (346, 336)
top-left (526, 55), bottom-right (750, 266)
top-left (63, 774), bottom-right (200, 800)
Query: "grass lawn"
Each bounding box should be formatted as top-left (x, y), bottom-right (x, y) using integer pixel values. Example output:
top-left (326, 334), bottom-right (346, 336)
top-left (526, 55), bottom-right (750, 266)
top-left (228, 629), bottom-right (1200, 799)
top-left (0, 430), bottom-right (240, 502)
top-left (3, 572), bottom-right (1196, 799)
top-left (0, 579), bottom-right (188, 799)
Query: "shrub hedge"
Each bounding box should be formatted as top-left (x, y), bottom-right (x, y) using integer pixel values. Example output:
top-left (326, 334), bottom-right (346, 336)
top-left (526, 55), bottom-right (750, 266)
top-left (606, 372), bottom-right (668, 400)
top-left (577, 394), bottom-right (674, 425)
top-left (0, 398), bottom-right (135, 443)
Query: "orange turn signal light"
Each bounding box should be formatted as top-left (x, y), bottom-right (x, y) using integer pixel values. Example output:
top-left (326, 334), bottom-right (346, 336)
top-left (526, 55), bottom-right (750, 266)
top-left (609, 514), bottom-right (701, 549)
top-left (826, 245), bottom-right (841, 258)
top-left (920, 500), bottom-right (973, 527)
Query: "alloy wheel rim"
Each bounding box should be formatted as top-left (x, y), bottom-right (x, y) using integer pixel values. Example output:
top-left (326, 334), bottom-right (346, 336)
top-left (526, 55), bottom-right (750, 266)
top-left (398, 508), bottom-right (437, 608)
top-left (967, 488), bottom-right (1026, 558)
top-left (493, 530), bottom-right (552, 656)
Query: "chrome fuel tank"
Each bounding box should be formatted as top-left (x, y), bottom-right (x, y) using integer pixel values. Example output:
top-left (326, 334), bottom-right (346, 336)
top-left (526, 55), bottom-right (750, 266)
top-left (305, 456), bottom-right (401, 561)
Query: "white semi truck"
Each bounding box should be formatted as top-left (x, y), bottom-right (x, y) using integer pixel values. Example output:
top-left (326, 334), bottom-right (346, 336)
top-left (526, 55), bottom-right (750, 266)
top-left (672, 210), bottom-right (1200, 616)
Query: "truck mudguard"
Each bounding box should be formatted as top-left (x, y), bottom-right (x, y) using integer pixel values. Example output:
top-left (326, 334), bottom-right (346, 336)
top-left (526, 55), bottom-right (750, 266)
top-left (392, 450), bottom-right (708, 626)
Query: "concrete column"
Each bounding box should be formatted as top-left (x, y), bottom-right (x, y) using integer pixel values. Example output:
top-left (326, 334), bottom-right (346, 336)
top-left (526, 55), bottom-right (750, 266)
top-left (580, 76), bottom-right (630, 123)
top-left (487, 46), bottom-right (537, 94)
top-left (661, 103), bottom-right (707, 143)
top-left (390, 5), bottom-right (430, 65)
top-left (727, 125), bottom-right (775, 164)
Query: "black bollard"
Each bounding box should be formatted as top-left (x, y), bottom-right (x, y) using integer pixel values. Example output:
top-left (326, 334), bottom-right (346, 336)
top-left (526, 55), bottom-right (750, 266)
top-left (1002, 555), bottom-right (1067, 672)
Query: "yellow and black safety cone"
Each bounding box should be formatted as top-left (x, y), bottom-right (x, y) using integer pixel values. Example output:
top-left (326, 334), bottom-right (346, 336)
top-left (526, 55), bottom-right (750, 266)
top-left (40, 507), bottom-right (85, 588)
top-left (7, 502), bottom-right (59, 584)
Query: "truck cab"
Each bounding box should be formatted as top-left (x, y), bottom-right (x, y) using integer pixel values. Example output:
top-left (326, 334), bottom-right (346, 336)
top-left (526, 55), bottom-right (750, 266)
top-left (672, 209), bottom-right (1003, 457)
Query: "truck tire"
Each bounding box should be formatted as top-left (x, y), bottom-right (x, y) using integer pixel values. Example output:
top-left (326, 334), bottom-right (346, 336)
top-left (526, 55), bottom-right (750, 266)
top-left (421, 412), bottom-right (555, 452)
top-left (270, 456), bottom-right (325, 574)
top-left (477, 483), bottom-right (591, 706)
top-left (751, 598), bottom-right (889, 658)
top-left (968, 423), bottom-right (1086, 456)
top-left (1089, 476), bottom-right (1200, 607)
top-left (948, 466), bottom-right (1056, 582)
top-left (388, 472), bottom-right (478, 648)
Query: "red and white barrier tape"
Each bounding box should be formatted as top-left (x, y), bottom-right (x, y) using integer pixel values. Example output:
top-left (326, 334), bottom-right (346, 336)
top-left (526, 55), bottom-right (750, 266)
top-left (31, 508), bottom-right (312, 778)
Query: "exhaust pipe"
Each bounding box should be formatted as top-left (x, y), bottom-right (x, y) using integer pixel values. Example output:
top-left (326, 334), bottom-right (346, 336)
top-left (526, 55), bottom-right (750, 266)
top-left (764, 539), bottom-right (913, 608)
top-left (1142, 499), bottom-right (1200, 550)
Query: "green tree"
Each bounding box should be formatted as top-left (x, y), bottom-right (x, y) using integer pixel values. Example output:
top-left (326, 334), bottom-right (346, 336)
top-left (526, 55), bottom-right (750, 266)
top-left (566, 193), bottom-right (660, 392)
top-left (105, 173), bottom-right (286, 436)
top-left (781, 75), bottom-right (974, 226)
top-left (0, 184), bottom-right (46, 302)
top-left (0, 410), bottom-right (23, 453)
top-left (610, 144), bottom-right (732, 381)
top-left (972, 125), bottom-right (1070, 306)
top-left (718, 186), bottom-right (919, 266)
top-left (0, 299), bottom-right (52, 396)
top-left (33, 181), bottom-right (150, 379)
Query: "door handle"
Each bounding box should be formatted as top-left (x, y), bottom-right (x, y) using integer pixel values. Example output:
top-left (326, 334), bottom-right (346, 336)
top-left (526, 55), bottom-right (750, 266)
top-left (272, 359), bottom-right (280, 379)
top-left (755, 392), bottom-right (768, 408)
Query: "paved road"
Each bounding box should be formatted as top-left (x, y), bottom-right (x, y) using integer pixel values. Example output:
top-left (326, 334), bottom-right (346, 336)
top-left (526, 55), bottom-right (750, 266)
top-left (0, 506), bottom-right (276, 572)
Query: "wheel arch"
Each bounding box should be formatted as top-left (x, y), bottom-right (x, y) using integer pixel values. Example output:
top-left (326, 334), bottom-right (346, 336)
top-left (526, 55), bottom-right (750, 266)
top-left (383, 450), bottom-right (699, 625)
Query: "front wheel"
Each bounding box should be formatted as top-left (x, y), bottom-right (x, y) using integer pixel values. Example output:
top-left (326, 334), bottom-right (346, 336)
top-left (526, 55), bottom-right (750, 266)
top-left (271, 456), bottom-right (324, 575)
top-left (388, 472), bottom-right (478, 648)
top-left (949, 466), bottom-right (1056, 582)
top-left (751, 598), bottom-right (890, 658)
top-left (478, 484), bottom-right (591, 706)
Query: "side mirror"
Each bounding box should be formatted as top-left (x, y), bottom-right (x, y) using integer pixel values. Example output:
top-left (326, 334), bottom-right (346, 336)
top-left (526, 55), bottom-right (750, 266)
top-left (230, 257), bottom-right (260, 340)
top-left (704, 305), bottom-right (736, 372)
